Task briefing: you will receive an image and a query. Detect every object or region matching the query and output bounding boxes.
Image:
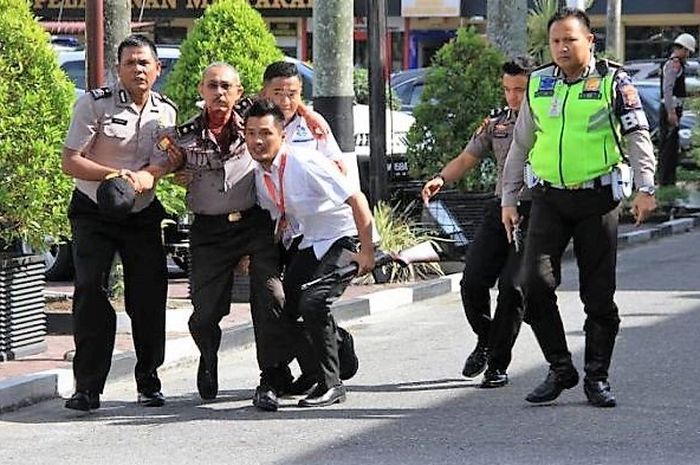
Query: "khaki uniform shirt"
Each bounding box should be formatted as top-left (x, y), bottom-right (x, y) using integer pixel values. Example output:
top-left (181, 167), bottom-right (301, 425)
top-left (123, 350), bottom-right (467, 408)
top-left (464, 107), bottom-right (525, 199)
top-left (174, 108), bottom-right (256, 215)
top-left (64, 82), bottom-right (177, 211)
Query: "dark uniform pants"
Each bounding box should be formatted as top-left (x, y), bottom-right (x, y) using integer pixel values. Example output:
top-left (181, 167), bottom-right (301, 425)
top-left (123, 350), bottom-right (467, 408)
top-left (68, 190), bottom-right (167, 394)
top-left (188, 207), bottom-right (293, 390)
top-left (659, 106), bottom-right (683, 186)
top-left (282, 237), bottom-right (358, 390)
top-left (460, 198), bottom-right (529, 371)
top-left (522, 185), bottom-right (621, 381)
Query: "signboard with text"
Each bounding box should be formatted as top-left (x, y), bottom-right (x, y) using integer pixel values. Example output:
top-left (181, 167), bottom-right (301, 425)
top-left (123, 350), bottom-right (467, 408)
top-left (401, 0), bottom-right (460, 17)
top-left (32, 0), bottom-right (313, 19)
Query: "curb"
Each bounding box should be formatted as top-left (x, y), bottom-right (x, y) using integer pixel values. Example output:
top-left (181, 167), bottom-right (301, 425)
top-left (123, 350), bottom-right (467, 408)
top-left (2, 214), bottom-right (698, 412)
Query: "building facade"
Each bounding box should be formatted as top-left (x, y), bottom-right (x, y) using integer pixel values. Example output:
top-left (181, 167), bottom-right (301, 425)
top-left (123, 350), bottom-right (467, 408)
top-left (32, 0), bottom-right (700, 68)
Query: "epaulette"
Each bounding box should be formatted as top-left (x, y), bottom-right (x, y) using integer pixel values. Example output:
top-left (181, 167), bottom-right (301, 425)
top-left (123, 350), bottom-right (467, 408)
top-left (489, 106), bottom-right (508, 119)
top-left (596, 58), bottom-right (622, 76)
top-left (176, 117), bottom-right (202, 138)
top-left (157, 93), bottom-right (178, 111)
top-left (234, 97), bottom-right (253, 117)
top-left (89, 87), bottom-right (112, 100)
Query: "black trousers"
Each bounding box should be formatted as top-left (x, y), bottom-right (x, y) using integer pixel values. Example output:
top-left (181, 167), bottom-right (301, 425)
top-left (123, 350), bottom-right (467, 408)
top-left (188, 207), bottom-right (293, 390)
top-left (460, 198), bottom-right (529, 371)
top-left (283, 237), bottom-right (358, 389)
top-left (522, 185), bottom-right (620, 381)
top-left (659, 106), bottom-right (682, 186)
top-left (69, 190), bottom-right (167, 394)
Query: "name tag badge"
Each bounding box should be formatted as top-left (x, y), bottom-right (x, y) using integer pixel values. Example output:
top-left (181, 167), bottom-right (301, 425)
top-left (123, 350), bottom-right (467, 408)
top-left (549, 94), bottom-right (562, 117)
top-left (579, 77), bottom-right (602, 99)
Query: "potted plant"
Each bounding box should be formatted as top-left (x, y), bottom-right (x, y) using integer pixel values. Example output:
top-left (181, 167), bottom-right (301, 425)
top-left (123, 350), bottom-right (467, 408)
top-left (0, 0), bottom-right (75, 359)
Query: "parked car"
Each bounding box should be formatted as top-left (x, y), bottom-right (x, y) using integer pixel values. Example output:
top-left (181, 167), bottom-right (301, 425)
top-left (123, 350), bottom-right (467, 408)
top-left (390, 67), bottom-right (427, 113)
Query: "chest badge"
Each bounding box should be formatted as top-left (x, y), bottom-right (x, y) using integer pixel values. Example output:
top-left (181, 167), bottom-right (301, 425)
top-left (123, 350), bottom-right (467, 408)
top-left (535, 76), bottom-right (557, 97)
top-left (579, 77), bottom-right (602, 99)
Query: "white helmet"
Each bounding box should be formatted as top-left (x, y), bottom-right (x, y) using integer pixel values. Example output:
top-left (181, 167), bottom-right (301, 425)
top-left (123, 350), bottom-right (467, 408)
top-left (674, 33), bottom-right (696, 53)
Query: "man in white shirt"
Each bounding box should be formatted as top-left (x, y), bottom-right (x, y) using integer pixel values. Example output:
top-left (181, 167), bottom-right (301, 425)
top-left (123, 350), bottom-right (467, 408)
top-left (261, 60), bottom-right (346, 175)
top-left (245, 99), bottom-right (375, 408)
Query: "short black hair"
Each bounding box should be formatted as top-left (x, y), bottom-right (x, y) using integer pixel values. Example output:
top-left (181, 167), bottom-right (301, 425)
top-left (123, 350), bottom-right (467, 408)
top-left (117, 34), bottom-right (158, 63)
top-left (502, 56), bottom-right (534, 76)
top-left (547, 7), bottom-right (591, 32)
top-left (263, 61), bottom-right (301, 83)
top-left (244, 98), bottom-right (286, 128)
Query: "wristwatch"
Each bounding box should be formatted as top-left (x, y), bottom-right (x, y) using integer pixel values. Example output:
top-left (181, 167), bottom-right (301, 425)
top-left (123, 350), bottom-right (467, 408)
top-left (638, 185), bottom-right (656, 196)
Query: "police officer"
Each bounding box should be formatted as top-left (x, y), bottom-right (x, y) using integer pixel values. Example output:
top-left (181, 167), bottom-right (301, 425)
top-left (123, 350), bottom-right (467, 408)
top-left (421, 58), bottom-right (532, 389)
top-left (501, 9), bottom-right (657, 407)
top-left (167, 63), bottom-right (329, 406)
top-left (61, 35), bottom-right (177, 411)
top-left (245, 99), bottom-right (375, 408)
top-left (659, 33), bottom-right (696, 186)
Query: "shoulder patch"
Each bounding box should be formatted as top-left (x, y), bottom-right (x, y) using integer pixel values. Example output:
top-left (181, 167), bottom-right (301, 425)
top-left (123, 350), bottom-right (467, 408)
top-left (234, 97), bottom-right (253, 116)
top-left (176, 117), bottom-right (202, 138)
top-left (89, 87), bottom-right (112, 100)
top-left (489, 106), bottom-right (508, 119)
top-left (156, 93), bottom-right (178, 111)
top-left (475, 117), bottom-right (490, 136)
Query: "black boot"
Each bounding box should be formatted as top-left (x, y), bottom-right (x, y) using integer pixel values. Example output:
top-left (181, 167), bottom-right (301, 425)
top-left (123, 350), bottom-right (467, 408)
top-left (197, 355), bottom-right (218, 400)
top-left (525, 366), bottom-right (579, 403)
top-left (584, 379), bottom-right (616, 407)
top-left (65, 391), bottom-right (100, 411)
top-left (583, 316), bottom-right (619, 389)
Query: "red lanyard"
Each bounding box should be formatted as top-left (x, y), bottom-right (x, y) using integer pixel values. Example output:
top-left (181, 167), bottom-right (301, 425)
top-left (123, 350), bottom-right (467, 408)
top-left (263, 151), bottom-right (288, 220)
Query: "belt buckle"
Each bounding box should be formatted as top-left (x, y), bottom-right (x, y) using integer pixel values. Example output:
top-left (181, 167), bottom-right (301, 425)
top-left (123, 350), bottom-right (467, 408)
top-left (227, 211), bottom-right (242, 222)
top-left (567, 183), bottom-right (583, 190)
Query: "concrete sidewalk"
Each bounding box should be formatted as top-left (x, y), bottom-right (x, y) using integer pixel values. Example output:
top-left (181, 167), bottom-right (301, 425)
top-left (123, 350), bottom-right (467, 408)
top-left (1, 214), bottom-right (699, 413)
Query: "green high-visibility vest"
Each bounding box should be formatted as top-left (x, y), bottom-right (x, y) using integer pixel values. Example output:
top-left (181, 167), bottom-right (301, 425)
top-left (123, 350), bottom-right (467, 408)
top-left (528, 64), bottom-right (622, 186)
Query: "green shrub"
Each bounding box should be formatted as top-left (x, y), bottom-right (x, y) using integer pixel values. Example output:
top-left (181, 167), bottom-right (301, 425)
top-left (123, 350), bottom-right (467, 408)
top-left (406, 28), bottom-right (504, 192)
top-left (163, 0), bottom-right (283, 122)
top-left (353, 67), bottom-right (401, 110)
top-left (0, 0), bottom-right (75, 251)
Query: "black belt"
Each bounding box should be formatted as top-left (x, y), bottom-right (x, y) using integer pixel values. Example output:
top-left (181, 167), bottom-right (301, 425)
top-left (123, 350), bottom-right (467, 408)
top-left (193, 205), bottom-right (260, 224)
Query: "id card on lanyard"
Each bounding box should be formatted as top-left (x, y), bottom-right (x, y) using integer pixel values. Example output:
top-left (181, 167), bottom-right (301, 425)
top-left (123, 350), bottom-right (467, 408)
top-left (263, 151), bottom-right (294, 249)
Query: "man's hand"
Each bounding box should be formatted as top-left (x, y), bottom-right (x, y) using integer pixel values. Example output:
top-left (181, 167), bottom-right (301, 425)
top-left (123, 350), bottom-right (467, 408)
top-left (631, 192), bottom-right (656, 226)
top-left (165, 143), bottom-right (186, 171)
top-left (118, 169), bottom-right (143, 192)
top-left (352, 248), bottom-right (376, 276)
top-left (667, 111), bottom-right (679, 127)
top-left (173, 169), bottom-right (194, 187)
top-left (501, 206), bottom-right (521, 243)
top-left (133, 170), bottom-right (155, 192)
top-left (421, 177), bottom-right (445, 205)
top-left (302, 109), bottom-right (330, 138)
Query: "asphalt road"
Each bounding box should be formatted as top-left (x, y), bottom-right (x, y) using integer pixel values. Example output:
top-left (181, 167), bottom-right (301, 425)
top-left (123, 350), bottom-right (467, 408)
top-left (2, 230), bottom-right (700, 465)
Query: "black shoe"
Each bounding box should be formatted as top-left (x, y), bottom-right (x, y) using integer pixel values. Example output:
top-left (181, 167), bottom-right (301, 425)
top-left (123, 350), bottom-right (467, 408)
top-left (64, 391), bottom-right (100, 411)
top-left (298, 384), bottom-right (346, 408)
top-left (138, 391), bottom-right (165, 407)
top-left (284, 373), bottom-right (318, 396)
top-left (252, 385), bottom-right (279, 412)
top-left (197, 355), bottom-right (218, 400)
top-left (338, 327), bottom-right (359, 381)
top-left (480, 369), bottom-right (509, 388)
top-left (525, 368), bottom-right (579, 404)
top-left (583, 379), bottom-right (617, 408)
top-left (462, 344), bottom-right (489, 378)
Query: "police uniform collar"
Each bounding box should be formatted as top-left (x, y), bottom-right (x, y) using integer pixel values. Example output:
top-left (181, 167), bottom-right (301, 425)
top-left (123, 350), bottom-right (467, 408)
top-left (284, 112), bottom-right (302, 130)
top-left (176, 115), bottom-right (203, 138)
top-left (114, 82), bottom-right (133, 107)
top-left (268, 144), bottom-right (288, 172)
top-left (553, 55), bottom-right (596, 82)
top-left (150, 93), bottom-right (160, 112)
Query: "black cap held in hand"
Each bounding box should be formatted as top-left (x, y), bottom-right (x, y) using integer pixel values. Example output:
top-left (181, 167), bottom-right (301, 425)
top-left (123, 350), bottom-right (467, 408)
top-left (96, 175), bottom-right (135, 221)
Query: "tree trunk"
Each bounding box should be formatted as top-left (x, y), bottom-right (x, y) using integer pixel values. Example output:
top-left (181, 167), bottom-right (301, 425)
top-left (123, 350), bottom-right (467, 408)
top-left (104, 0), bottom-right (131, 86)
top-left (487, 0), bottom-right (527, 58)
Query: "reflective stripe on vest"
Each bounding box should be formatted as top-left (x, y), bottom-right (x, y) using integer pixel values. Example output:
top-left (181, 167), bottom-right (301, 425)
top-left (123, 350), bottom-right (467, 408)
top-left (528, 70), bottom-right (622, 186)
